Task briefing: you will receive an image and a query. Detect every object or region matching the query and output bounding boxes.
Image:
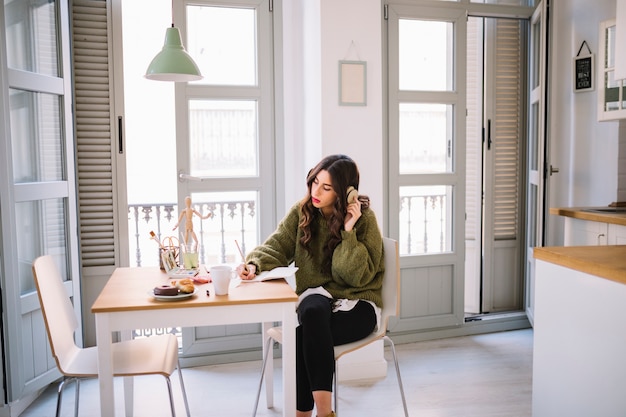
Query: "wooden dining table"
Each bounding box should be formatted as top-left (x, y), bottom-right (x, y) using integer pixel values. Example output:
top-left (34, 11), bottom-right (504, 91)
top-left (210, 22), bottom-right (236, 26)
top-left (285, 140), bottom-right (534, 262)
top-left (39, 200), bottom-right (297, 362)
top-left (91, 266), bottom-right (298, 416)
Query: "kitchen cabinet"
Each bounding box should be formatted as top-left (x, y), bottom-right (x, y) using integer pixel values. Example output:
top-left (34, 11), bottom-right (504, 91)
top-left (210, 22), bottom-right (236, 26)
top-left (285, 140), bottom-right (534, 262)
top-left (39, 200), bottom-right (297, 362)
top-left (551, 207), bottom-right (626, 245)
top-left (563, 217), bottom-right (607, 245)
top-left (533, 246), bottom-right (626, 417)
top-left (563, 218), bottom-right (626, 246)
top-left (608, 223), bottom-right (626, 244)
top-left (598, 19), bottom-right (626, 121)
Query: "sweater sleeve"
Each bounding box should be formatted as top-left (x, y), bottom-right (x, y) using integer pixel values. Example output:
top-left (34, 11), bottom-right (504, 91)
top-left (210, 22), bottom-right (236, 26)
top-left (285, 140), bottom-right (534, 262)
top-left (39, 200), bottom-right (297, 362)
top-left (330, 208), bottom-right (384, 289)
top-left (245, 203), bottom-right (300, 272)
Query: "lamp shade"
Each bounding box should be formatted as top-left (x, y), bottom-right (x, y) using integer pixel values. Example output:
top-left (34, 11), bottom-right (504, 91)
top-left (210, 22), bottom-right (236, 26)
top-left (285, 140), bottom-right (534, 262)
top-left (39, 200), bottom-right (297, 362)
top-left (145, 26), bottom-right (202, 82)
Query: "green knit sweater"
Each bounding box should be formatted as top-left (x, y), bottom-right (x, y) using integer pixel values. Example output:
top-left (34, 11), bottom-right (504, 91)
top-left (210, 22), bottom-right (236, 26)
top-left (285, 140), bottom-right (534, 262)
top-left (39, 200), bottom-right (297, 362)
top-left (245, 202), bottom-right (384, 308)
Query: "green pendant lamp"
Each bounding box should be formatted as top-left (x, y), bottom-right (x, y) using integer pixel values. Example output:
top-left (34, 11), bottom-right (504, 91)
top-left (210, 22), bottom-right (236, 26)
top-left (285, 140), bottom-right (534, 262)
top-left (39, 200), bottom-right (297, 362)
top-left (145, 24), bottom-right (203, 82)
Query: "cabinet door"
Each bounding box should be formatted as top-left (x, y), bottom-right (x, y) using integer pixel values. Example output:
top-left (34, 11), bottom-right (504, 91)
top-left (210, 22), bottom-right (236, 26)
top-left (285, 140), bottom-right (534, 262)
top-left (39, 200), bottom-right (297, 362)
top-left (598, 19), bottom-right (626, 121)
top-left (564, 218), bottom-right (608, 245)
top-left (608, 224), bottom-right (626, 244)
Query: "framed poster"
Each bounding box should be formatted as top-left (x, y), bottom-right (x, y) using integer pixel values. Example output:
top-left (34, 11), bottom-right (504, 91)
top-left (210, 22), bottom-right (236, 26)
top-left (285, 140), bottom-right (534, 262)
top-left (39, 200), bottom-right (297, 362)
top-left (574, 41), bottom-right (594, 93)
top-left (339, 60), bottom-right (367, 106)
top-left (574, 54), bottom-right (594, 92)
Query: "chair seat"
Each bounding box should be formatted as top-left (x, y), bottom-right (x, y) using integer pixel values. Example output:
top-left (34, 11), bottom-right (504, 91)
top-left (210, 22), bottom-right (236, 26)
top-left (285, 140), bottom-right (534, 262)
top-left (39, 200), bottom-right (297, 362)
top-left (63, 334), bottom-right (179, 378)
top-left (264, 326), bottom-right (384, 360)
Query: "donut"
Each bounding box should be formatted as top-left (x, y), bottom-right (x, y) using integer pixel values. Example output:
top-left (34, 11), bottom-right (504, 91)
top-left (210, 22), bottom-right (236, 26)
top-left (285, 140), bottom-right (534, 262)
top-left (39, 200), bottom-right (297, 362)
top-left (154, 285), bottom-right (178, 296)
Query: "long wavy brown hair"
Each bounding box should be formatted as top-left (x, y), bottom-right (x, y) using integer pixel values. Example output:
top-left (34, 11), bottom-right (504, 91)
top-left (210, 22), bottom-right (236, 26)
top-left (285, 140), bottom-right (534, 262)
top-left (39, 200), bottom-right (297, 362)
top-left (298, 154), bottom-right (370, 274)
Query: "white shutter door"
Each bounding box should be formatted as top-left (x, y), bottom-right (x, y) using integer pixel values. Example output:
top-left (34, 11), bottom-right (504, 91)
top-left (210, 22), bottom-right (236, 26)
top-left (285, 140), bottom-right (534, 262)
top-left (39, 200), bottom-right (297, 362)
top-left (465, 16), bottom-right (525, 315)
top-left (465, 16), bottom-right (483, 314)
top-left (483, 17), bottom-right (524, 313)
top-left (72, 0), bottom-right (118, 268)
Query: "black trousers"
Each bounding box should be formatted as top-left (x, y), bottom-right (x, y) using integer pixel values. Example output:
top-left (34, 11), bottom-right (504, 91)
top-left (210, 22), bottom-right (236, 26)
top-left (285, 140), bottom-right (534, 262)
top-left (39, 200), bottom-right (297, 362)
top-left (296, 294), bottom-right (376, 411)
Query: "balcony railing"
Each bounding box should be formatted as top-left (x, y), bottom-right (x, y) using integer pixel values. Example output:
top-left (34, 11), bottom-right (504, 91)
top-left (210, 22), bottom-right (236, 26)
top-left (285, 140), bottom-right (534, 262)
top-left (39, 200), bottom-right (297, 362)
top-left (399, 193), bottom-right (449, 254)
top-left (128, 199), bottom-right (257, 268)
top-left (128, 192), bottom-right (448, 269)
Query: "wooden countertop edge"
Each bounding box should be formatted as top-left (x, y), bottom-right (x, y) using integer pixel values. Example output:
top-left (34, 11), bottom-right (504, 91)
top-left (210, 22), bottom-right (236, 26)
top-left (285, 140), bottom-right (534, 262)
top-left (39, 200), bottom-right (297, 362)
top-left (534, 245), bottom-right (626, 285)
top-left (92, 295), bottom-right (300, 313)
top-left (550, 207), bottom-right (626, 226)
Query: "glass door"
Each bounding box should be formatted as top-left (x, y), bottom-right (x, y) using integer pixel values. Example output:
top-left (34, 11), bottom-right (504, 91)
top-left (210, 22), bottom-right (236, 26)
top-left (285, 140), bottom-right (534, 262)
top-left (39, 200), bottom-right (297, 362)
top-left (525, 0), bottom-right (548, 325)
top-left (176, 0), bottom-right (276, 356)
top-left (1, 0), bottom-right (80, 403)
top-left (119, 0), bottom-right (276, 358)
top-left (387, 5), bottom-right (467, 332)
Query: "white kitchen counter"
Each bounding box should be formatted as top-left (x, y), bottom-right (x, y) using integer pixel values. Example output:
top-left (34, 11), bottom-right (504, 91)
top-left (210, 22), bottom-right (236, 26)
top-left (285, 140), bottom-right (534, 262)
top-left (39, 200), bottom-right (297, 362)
top-left (532, 246), bottom-right (626, 417)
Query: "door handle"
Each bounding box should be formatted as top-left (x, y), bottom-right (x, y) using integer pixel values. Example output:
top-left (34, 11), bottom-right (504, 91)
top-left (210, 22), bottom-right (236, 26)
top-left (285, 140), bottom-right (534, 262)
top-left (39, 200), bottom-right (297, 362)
top-left (178, 171), bottom-right (204, 182)
top-left (549, 165), bottom-right (560, 176)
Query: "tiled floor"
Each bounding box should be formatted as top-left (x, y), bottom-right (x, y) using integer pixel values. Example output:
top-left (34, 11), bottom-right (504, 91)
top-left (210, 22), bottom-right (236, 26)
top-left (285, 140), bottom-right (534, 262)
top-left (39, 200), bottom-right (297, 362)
top-left (19, 328), bottom-right (533, 417)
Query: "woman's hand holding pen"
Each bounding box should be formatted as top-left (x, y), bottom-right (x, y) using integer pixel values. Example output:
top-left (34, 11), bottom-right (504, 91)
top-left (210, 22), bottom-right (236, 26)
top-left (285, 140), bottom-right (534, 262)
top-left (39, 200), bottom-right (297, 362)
top-left (236, 264), bottom-right (256, 280)
top-left (234, 239), bottom-right (256, 279)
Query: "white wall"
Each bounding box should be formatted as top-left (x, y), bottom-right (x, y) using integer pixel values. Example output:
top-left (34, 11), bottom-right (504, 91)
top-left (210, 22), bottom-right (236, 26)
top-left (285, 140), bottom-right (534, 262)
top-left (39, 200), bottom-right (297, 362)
top-left (281, 0), bottom-right (384, 228)
top-left (320, 0), bottom-right (384, 221)
top-left (548, 0), bottom-right (620, 245)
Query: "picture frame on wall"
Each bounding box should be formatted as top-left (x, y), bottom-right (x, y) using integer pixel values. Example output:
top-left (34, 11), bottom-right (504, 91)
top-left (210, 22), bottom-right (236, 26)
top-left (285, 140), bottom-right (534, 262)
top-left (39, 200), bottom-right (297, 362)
top-left (339, 60), bottom-right (367, 106)
top-left (574, 41), bottom-right (594, 93)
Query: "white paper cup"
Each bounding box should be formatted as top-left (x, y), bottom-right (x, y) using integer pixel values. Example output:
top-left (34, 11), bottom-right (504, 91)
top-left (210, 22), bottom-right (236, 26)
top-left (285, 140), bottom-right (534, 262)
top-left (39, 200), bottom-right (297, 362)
top-left (211, 265), bottom-right (233, 295)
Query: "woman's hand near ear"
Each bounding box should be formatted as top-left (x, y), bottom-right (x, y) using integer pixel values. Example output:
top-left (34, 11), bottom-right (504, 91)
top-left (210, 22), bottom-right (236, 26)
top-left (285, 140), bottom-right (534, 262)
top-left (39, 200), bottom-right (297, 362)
top-left (344, 199), bottom-right (362, 232)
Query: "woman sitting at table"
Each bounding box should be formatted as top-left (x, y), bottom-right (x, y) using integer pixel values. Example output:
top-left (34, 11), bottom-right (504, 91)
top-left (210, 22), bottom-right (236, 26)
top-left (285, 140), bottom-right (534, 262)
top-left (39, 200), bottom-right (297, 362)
top-left (237, 154), bottom-right (384, 417)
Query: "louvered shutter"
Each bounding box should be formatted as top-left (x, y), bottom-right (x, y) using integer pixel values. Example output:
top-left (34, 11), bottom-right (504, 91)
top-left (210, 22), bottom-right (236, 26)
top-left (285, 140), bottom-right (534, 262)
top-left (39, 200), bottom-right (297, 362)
top-left (493, 18), bottom-right (523, 241)
top-left (465, 16), bottom-right (481, 243)
top-left (72, 0), bottom-right (117, 267)
top-left (466, 18), bottom-right (523, 243)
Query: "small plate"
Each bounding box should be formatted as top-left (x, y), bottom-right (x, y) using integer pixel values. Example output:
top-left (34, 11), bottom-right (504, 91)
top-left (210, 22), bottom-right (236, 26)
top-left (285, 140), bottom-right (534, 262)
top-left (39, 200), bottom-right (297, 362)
top-left (149, 288), bottom-right (197, 301)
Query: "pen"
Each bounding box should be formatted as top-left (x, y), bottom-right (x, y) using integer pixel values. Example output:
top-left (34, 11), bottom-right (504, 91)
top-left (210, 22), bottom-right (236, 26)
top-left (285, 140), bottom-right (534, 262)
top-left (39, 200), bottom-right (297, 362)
top-left (235, 240), bottom-right (248, 273)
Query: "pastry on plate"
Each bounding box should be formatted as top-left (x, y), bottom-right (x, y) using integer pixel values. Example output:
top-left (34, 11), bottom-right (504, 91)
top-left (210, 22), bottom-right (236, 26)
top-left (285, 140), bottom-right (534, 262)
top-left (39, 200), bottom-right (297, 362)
top-left (173, 278), bottom-right (195, 294)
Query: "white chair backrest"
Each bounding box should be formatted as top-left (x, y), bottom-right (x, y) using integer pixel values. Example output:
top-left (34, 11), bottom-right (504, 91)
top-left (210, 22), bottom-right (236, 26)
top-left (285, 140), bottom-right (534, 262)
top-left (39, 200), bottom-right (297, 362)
top-left (380, 237), bottom-right (400, 332)
top-left (32, 255), bottom-right (80, 372)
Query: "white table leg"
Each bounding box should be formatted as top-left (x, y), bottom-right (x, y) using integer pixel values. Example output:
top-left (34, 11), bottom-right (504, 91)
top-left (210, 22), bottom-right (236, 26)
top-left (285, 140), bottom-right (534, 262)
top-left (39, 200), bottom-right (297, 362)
top-left (261, 321), bottom-right (274, 408)
top-left (121, 330), bottom-right (134, 417)
top-left (281, 306), bottom-right (297, 417)
top-left (95, 313), bottom-right (115, 417)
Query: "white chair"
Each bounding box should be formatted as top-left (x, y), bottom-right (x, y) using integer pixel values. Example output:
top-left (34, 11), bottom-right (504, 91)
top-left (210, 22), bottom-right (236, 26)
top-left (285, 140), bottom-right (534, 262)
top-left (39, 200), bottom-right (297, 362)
top-left (32, 255), bottom-right (190, 417)
top-left (252, 237), bottom-right (409, 417)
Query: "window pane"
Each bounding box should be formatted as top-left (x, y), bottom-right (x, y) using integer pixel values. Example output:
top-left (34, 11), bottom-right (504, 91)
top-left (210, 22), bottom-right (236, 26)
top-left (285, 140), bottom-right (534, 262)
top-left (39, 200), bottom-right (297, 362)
top-left (189, 100), bottom-right (258, 177)
top-left (4, 0), bottom-right (59, 76)
top-left (10, 89), bottom-right (64, 183)
top-left (17, 199), bottom-right (69, 293)
top-left (399, 19), bottom-right (453, 91)
top-left (530, 102), bottom-right (538, 171)
top-left (399, 103), bottom-right (453, 174)
top-left (187, 5), bottom-right (256, 86)
top-left (606, 24), bottom-right (616, 69)
top-left (527, 184), bottom-right (537, 247)
top-left (399, 186), bottom-right (453, 255)
top-left (531, 18), bottom-right (541, 90)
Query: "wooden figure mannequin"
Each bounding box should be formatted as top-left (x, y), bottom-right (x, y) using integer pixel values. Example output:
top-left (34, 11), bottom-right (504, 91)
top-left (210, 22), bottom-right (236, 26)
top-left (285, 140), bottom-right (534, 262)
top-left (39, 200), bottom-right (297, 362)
top-left (173, 196), bottom-right (212, 246)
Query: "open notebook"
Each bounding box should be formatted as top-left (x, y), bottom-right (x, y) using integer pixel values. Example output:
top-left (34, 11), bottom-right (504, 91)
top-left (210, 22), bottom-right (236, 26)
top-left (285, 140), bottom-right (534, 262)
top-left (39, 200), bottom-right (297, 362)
top-left (241, 266), bottom-right (298, 283)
